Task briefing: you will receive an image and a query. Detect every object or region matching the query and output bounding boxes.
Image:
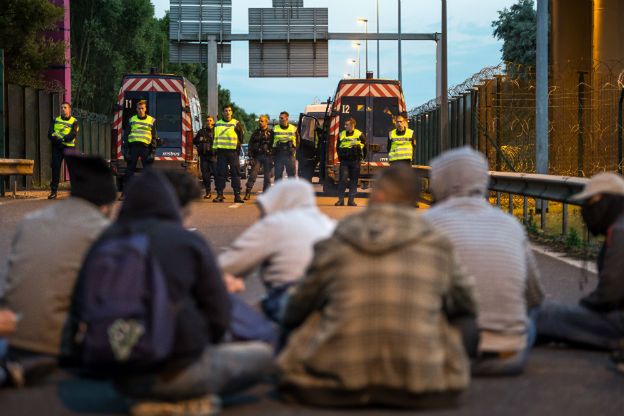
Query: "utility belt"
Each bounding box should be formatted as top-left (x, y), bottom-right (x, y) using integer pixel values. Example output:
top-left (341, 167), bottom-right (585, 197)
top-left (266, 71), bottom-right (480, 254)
top-left (273, 141), bottom-right (295, 154)
top-left (338, 146), bottom-right (363, 161)
top-left (255, 141), bottom-right (273, 156)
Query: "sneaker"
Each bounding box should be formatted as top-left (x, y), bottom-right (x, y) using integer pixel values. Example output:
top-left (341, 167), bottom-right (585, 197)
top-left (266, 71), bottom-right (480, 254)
top-left (334, 200), bottom-right (345, 206)
top-left (234, 195), bottom-right (245, 204)
top-left (204, 192), bottom-right (212, 200)
top-left (348, 200), bottom-right (358, 207)
top-left (47, 192), bottom-right (57, 200)
top-left (213, 194), bottom-right (224, 203)
top-left (130, 394), bottom-right (221, 416)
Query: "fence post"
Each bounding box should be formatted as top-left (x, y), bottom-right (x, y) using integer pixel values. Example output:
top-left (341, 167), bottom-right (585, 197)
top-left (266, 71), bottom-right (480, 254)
top-left (577, 71), bottom-right (587, 177)
top-left (495, 75), bottom-right (502, 171)
top-left (523, 196), bottom-right (529, 224)
top-left (562, 203), bottom-right (569, 236)
top-left (508, 193), bottom-right (514, 215)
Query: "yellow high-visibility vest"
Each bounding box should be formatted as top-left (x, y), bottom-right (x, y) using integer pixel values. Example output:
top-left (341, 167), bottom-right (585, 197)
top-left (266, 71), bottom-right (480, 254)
top-left (213, 118), bottom-right (239, 150)
top-left (388, 128), bottom-right (414, 162)
top-left (52, 116), bottom-right (78, 147)
top-left (339, 129), bottom-right (364, 149)
top-left (128, 115), bottom-right (156, 145)
top-left (273, 124), bottom-right (297, 148)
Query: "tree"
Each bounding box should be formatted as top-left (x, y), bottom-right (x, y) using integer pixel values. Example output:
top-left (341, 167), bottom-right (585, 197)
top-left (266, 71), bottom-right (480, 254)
top-left (492, 0), bottom-right (537, 70)
top-left (0, 0), bottom-right (65, 88)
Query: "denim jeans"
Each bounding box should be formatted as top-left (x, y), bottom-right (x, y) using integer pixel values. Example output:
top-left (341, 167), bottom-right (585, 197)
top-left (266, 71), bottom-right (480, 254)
top-left (472, 310), bottom-right (538, 376)
top-left (114, 342), bottom-right (274, 401)
top-left (246, 154), bottom-right (273, 192)
top-left (536, 302), bottom-right (624, 350)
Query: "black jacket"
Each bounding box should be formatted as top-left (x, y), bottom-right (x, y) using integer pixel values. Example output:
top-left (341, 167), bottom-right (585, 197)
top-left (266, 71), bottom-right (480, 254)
top-left (248, 128), bottom-right (273, 158)
top-left (61, 169), bottom-right (230, 373)
top-left (580, 214), bottom-right (624, 312)
top-left (194, 127), bottom-right (216, 158)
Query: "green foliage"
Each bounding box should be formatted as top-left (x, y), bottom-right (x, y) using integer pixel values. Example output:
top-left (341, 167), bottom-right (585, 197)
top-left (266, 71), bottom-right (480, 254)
top-left (0, 0), bottom-right (65, 88)
top-left (70, 5), bottom-right (258, 137)
top-left (565, 227), bottom-right (582, 248)
top-left (492, 0), bottom-right (537, 70)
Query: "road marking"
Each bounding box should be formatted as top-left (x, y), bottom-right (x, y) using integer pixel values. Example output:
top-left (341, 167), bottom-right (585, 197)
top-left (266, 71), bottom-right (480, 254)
top-left (531, 244), bottom-right (598, 274)
top-left (228, 204), bottom-right (242, 209)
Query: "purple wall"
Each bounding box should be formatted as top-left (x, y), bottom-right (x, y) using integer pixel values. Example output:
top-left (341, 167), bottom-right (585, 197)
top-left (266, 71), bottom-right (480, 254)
top-left (44, 0), bottom-right (71, 102)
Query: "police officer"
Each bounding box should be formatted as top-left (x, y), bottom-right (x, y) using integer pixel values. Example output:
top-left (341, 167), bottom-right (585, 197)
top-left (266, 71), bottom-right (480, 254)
top-left (123, 100), bottom-right (159, 189)
top-left (244, 114), bottom-right (273, 200)
top-left (48, 102), bottom-right (79, 199)
top-left (387, 114), bottom-right (415, 165)
top-left (194, 115), bottom-right (217, 199)
top-left (273, 111), bottom-right (299, 181)
top-left (213, 104), bottom-right (245, 203)
top-left (335, 117), bottom-right (366, 206)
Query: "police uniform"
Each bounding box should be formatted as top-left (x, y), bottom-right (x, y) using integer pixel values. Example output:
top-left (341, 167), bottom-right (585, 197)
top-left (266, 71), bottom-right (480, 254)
top-left (193, 125), bottom-right (217, 197)
top-left (124, 114), bottom-right (159, 185)
top-left (272, 123), bottom-right (298, 180)
top-left (48, 115), bottom-right (79, 197)
top-left (336, 128), bottom-right (366, 206)
top-left (245, 127), bottom-right (274, 197)
top-left (213, 117), bottom-right (244, 202)
top-left (387, 127), bottom-right (415, 165)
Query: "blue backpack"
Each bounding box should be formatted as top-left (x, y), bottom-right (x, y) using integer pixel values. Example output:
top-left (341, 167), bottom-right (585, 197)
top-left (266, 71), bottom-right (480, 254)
top-left (73, 233), bottom-right (175, 375)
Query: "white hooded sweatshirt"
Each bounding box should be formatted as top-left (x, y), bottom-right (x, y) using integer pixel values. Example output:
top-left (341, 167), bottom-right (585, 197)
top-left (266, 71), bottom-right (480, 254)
top-left (218, 179), bottom-right (336, 287)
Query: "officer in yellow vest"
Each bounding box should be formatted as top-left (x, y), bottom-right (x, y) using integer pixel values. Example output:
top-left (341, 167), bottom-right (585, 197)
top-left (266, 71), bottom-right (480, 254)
top-left (387, 114), bottom-right (415, 165)
top-left (272, 111), bottom-right (299, 181)
top-left (213, 104), bottom-right (245, 203)
top-left (335, 117), bottom-right (367, 206)
top-left (47, 101), bottom-right (79, 199)
top-left (123, 100), bottom-right (159, 190)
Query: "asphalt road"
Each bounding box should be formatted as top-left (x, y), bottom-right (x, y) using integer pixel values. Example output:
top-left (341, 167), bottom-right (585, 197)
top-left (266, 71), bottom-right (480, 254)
top-left (0, 188), bottom-right (622, 415)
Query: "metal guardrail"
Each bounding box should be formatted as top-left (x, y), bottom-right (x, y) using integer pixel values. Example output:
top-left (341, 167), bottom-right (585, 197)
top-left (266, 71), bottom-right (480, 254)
top-left (414, 166), bottom-right (590, 236)
top-left (0, 158), bottom-right (35, 197)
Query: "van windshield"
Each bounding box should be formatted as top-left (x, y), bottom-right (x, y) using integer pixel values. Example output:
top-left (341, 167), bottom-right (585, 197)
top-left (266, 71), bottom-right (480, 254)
top-left (373, 97), bottom-right (399, 137)
top-left (155, 93), bottom-right (181, 132)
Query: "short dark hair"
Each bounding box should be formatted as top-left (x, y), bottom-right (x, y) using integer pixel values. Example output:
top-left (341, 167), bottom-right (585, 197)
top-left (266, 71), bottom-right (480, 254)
top-left (395, 114), bottom-right (406, 121)
top-left (61, 101), bottom-right (72, 108)
top-left (205, 114), bottom-right (214, 120)
top-left (162, 170), bottom-right (201, 208)
top-left (345, 117), bottom-right (357, 126)
top-left (137, 100), bottom-right (147, 107)
top-left (374, 164), bottom-right (421, 207)
top-left (280, 111), bottom-right (289, 117)
top-left (222, 104), bottom-right (233, 111)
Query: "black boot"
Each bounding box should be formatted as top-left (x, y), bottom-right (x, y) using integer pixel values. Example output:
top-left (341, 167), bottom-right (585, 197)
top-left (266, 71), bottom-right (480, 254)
top-left (47, 191), bottom-right (57, 200)
top-left (334, 199), bottom-right (345, 206)
top-left (234, 194), bottom-right (245, 204)
top-left (213, 194), bottom-right (224, 203)
top-left (204, 190), bottom-right (212, 199)
top-left (348, 198), bottom-right (357, 207)
top-left (244, 189), bottom-right (252, 200)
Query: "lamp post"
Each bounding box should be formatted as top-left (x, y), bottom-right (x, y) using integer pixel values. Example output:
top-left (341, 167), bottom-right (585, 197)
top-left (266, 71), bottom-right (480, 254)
top-left (349, 59), bottom-right (357, 78)
top-left (358, 18), bottom-right (369, 76)
top-left (352, 42), bottom-right (361, 78)
top-left (376, 0), bottom-right (380, 77)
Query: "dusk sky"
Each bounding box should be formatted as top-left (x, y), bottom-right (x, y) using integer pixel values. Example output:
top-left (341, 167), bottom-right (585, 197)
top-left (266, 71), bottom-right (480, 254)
top-left (152, 0), bottom-right (518, 117)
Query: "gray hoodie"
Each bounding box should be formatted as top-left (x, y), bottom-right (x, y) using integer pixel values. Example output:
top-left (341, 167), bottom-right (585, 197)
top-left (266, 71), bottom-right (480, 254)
top-left (219, 179), bottom-right (336, 287)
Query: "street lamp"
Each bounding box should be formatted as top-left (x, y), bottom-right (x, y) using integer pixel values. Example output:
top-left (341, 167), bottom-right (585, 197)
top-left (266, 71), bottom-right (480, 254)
top-left (348, 58), bottom-right (357, 78)
top-left (358, 18), bottom-right (369, 76)
top-left (352, 42), bottom-right (361, 78)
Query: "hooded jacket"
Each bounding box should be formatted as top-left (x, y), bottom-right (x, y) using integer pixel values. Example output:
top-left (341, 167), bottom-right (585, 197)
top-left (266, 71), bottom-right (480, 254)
top-left (424, 147), bottom-right (544, 352)
top-left (61, 170), bottom-right (229, 373)
top-left (278, 204), bottom-right (475, 395)
top-left (219, 179), bottom-right (335, 287)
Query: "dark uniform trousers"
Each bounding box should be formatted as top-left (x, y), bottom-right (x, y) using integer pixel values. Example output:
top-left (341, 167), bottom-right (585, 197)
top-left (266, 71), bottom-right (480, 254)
top-left (199, 155), bottom-right (217, 193)
top-left (389, 159), bottom-right (412, 167)
top-left (50, 144), bottom-right (67, 193)
top-left (246, 154), bottom-right (273, 192)
top-left (216, 149), bottom-right (242, 194)
top-left (337, 159), bottom-right (361, 202)
top-left (273, 152), bottom-right (296, 181)
top-left (125, 142), bottom-right (154, 185)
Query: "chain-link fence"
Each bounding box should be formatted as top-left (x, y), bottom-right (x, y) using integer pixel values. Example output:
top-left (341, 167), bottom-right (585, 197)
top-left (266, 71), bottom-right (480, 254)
top-left (410, 61), bottom-right (624, 176)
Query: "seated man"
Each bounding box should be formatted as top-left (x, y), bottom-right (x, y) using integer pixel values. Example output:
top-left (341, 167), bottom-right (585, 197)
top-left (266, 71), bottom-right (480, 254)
top-left (537, 173), bottom-right (624, 359)
top-left (2, 155), bottom-right (116, 358)
top-left (424, 147), bottom-right (544, 376)
top-left (61, 169), bottom-right (274, 415)
top-left (278, 165), bottom-right (476, 410)
top-left (219, 179), bottom-right (335, 320)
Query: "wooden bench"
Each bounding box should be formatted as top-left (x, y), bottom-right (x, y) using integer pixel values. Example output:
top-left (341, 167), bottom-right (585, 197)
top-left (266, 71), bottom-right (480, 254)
top-left (0, 158), bottom-right (35, 197)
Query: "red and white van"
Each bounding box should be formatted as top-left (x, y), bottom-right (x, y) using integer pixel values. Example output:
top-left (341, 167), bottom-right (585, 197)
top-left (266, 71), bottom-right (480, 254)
top-left (110, 72), bottom-right (202, 187)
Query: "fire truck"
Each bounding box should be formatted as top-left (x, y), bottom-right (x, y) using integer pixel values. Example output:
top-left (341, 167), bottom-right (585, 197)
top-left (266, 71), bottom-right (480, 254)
top-left (299, 76), bottom-right (408, 193)
top-left (110, 71), bottom-right (202, 189)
